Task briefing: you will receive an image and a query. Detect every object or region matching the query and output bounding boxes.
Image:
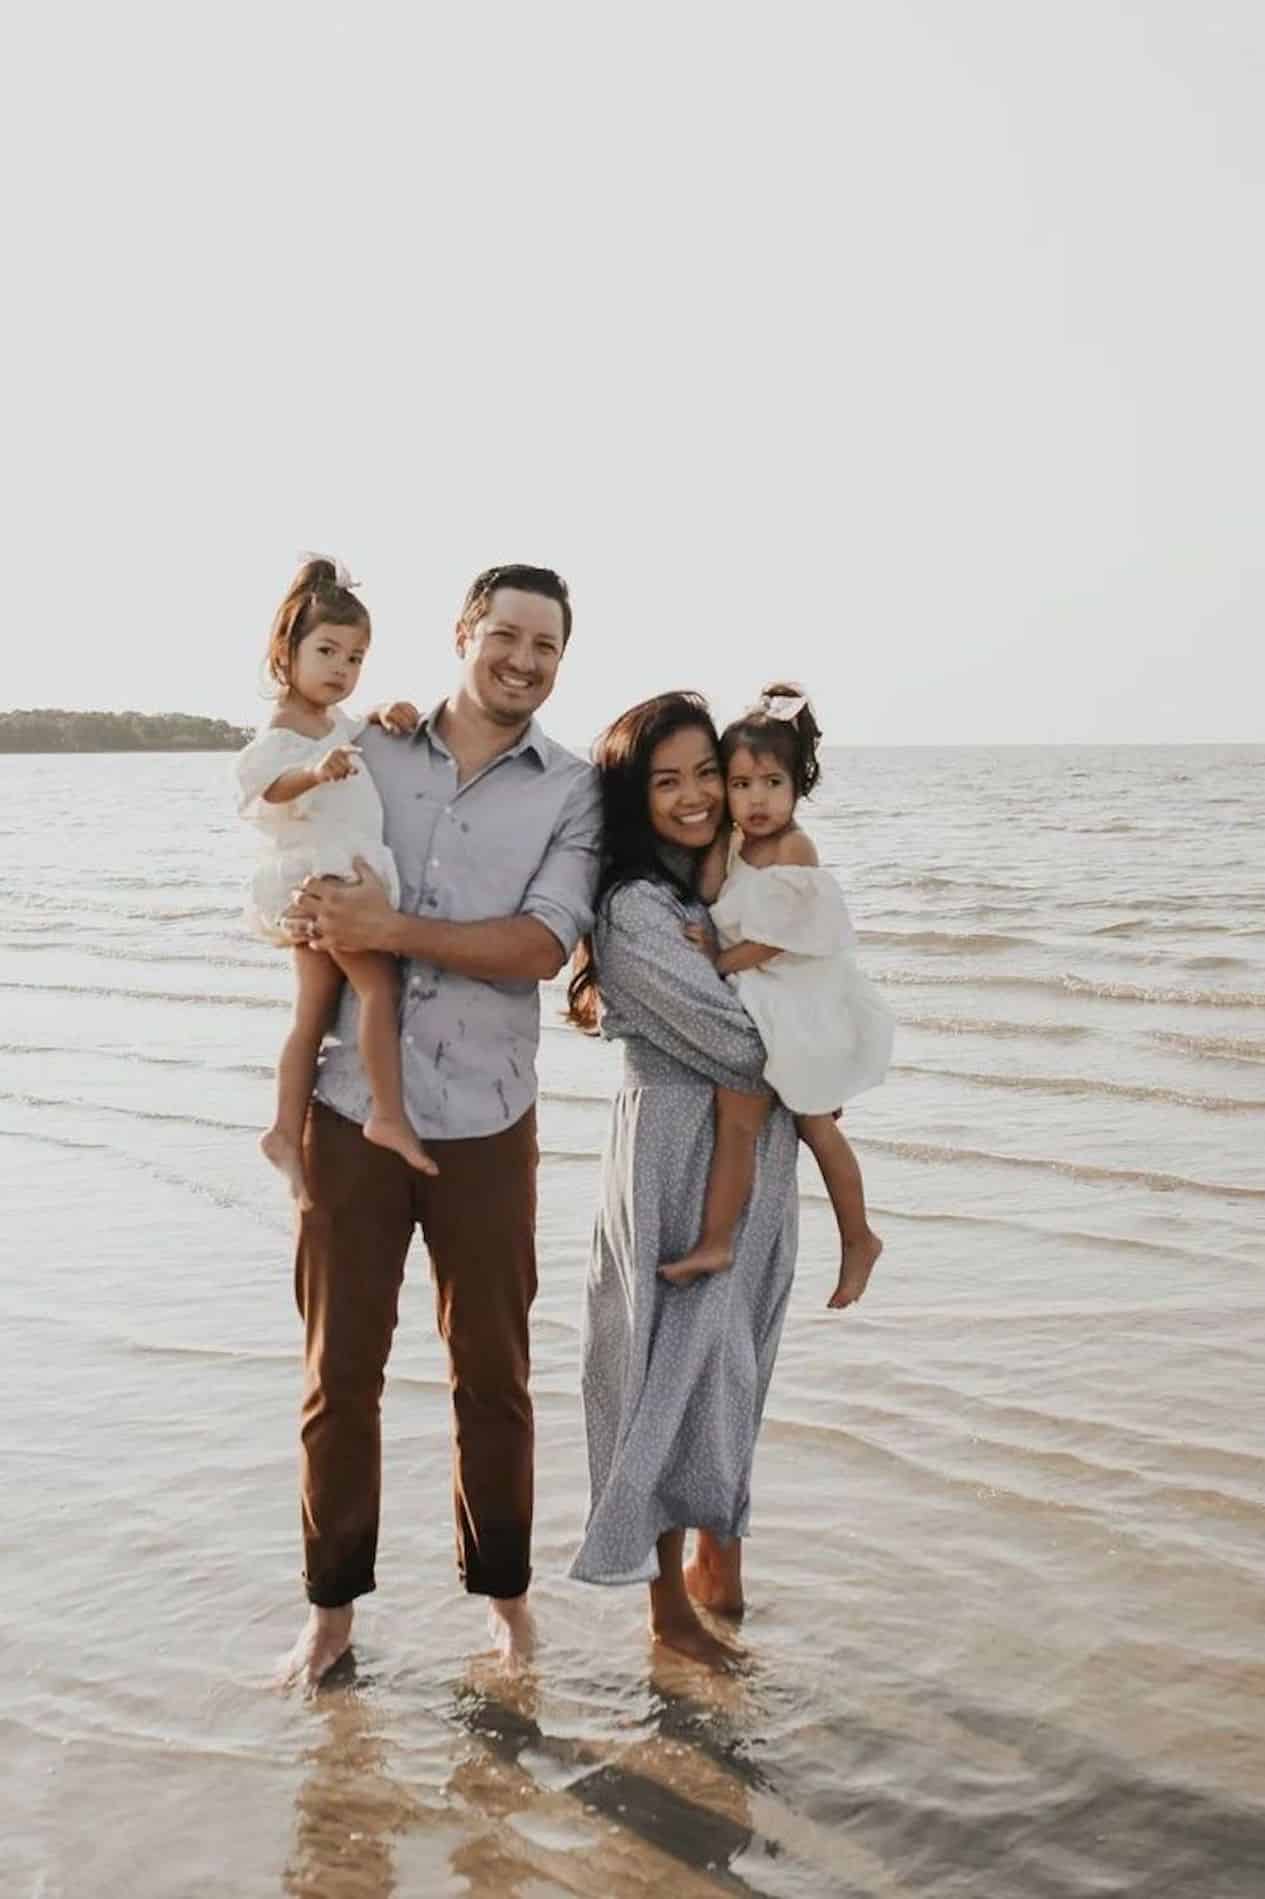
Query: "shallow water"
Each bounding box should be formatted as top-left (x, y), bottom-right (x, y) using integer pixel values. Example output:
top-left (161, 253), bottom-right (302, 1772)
top-left (2, 744), bottom-right (1263, 1897)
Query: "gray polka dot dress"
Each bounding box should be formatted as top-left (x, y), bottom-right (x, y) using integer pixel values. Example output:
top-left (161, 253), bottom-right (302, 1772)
top-left (570, 876), bottom-right (799, 1586)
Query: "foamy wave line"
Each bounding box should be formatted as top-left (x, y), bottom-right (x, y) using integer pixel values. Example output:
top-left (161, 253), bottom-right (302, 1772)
top-left (859, 930), bottom-right (1031, 952)
top-left (0, 1043), bottom-right (272, 1080)
top-left (897, 1013), bottom-right (1088, 1041)
top-left (890, 1064), bottom-right (1265, 1113)
top-left (0, 1088), bottom-right (256, 1134)
top-left (1148, 1030), bottom-right (1265, 1064)
top-left (876, 969), bottom-right (1265, 1008)
top-left (847, 1136), bottom-right (1265, 1202)
top-left (0, 979), bottom-right (284, 1010)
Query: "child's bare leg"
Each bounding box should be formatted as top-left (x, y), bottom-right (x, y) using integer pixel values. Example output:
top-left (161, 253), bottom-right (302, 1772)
top-left (661, 1088), bottom-right (770, 1284)
top-left (261, 948), bottom-right (344, 1207)
top-left (331, 949), bottom-right (438, 1176)
top-left (797, 1113), bottom-right (883, 1309)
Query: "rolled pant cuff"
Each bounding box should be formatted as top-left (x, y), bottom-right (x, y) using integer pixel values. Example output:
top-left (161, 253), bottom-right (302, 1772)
top-left (305, 1567), bottom-right (377, 1610)
top-left (461, 1560), bottom-right (532, 1600)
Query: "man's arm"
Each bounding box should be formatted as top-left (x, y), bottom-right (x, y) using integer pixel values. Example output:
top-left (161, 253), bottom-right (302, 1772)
top-left (289, 766), bottom-right (601, 983)
top-left (288, 869), bottom-right (567, 980)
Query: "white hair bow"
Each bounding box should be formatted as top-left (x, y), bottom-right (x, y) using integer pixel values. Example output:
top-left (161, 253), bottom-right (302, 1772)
top-left (760, 691), bottom-right (808, 721)
top-left (298, 551), bottom-right (360, 591)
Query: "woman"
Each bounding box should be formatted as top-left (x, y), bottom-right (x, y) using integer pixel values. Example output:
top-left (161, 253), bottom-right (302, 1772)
top-left (568, 692), bottom-right (799, 1667)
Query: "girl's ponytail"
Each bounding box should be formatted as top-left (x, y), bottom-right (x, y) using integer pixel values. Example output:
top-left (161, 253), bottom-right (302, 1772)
top-left (263, 555), bottom-right (369, 693)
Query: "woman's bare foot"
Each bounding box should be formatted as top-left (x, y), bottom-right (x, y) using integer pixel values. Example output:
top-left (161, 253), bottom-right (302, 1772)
top-left (649, 1599), bottom-right (741, 1670)
top-left (260, 1128), bottom-right (311, 1208)
top-left (828, 1229), bottom-right (883, 1309)
top-left (487, 1593), bottom-right (537, 1663)
top-left (659, 1240), bottom-right (734, 1285)
top-left (276, 1605), bottom-right (354, 1689)
top-left (684, 1533), bottom-right (744, 1618)
top-left (363, 1115), bottom-right (439, 1176)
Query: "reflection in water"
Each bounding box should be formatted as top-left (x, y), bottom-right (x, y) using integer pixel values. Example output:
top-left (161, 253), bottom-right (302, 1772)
top-left (283, 1661), bottom-right (417, 1899)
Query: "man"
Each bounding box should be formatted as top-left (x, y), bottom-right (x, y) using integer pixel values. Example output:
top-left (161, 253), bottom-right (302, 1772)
top-left (281, 564), bottom-right (600, 1684)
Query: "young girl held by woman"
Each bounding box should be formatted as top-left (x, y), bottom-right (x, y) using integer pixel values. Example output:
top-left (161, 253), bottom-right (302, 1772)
top-left (234, 556), bottom-right (434, 1205)
top-left (661, 686), bottom-right (893, 1306)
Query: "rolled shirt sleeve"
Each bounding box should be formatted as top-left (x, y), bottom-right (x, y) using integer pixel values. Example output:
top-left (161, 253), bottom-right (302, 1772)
top-left (520, 771), bottom-right (602, 959)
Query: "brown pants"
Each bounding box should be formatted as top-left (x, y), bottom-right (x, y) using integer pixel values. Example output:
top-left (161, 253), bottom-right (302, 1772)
top-left (295, 1099), bottom-right (538, 1608)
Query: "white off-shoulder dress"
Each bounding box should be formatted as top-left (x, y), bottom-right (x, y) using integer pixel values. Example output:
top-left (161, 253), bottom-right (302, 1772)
top-left (710, 851), bottom-right (894, 1115)
top-left (232, 709), bottom-right (401, 945)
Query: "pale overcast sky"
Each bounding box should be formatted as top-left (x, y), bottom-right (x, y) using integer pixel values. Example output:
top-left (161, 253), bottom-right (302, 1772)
top-left (3, 1), bottom-right (1262, 744)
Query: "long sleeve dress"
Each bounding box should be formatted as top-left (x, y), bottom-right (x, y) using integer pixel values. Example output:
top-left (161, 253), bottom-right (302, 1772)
top-left (569, 874), bottom-right (800, 1586)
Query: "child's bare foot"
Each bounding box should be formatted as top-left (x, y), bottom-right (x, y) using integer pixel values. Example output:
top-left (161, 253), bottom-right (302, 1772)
top-left (275, 1605), bottom-right (354, 1690)
top-left (684, 1535), bottom-right (744, 1618)
top-left (363, 1116), bottom-right (439, 1175)
top-left (649, 1601), bottom-right (741, 1671)
top-left (828, 1229), bottom-right (883, 1309)
top-left (260, 1128), bottom-right (311, 1209)
top-left (659, 1240), bottom-right (734, 1285)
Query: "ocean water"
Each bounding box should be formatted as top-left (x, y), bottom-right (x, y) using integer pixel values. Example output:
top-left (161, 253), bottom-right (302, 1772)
top-left (2, 743), bottom-right (1262, 1899)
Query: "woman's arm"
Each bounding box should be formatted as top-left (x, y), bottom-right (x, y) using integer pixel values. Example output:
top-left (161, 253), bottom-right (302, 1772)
top-left (598, 882), bottom-right (770, 1093)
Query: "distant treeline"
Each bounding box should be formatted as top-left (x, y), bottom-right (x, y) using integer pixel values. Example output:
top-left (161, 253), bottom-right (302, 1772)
top-left (0, 710), bottom-right (254, 752)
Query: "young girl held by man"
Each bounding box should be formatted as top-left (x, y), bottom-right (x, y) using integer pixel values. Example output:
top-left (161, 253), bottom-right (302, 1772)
top-left (233, 556), bottom-right (432, 1205)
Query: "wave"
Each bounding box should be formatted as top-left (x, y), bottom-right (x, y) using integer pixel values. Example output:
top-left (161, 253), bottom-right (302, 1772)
top-left (859, 930), bottom-right (1031, 953)
top-left (1148, 1030), bottom-right (1265, 1065)
top-left (0, 1088), bottom-right (256, 1134)
top-left (897, 1013), bottom-right (1089, 1041)
top-left (870, 1204), bottom-right (1234, 1269)
top-left (877, 969), bottom-right (1265, 1008)
top-left (890, 1064), bottom-right (1265, 1113)
top-left (844, 1135), bottom-right (1265, 1202)
top-left (0, 979), bottom-right (284, 1010)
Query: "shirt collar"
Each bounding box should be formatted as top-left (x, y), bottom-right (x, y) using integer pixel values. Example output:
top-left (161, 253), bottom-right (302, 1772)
top-left (414, 699), bottom-right (549, 769)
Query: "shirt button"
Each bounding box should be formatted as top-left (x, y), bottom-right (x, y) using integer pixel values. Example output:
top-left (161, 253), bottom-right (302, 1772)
top-left (430, 858), bottom-right (439, 869)
top-left (404, 1034), bottom-right (415, 1047)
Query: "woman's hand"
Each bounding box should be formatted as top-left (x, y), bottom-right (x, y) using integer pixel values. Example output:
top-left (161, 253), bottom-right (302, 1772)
top-left (313, 743), bottom-right (361, 784)
top-left (684, 922), bottom-right (718, 964)
top-left (369, 700), bottom-right (422, 734)
top-left (284, 860), bottom-right (396, 955)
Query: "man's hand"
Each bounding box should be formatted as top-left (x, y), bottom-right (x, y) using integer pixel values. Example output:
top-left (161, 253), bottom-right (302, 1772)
top-left (368, 700), bottom-right (422, 735)
top-left (284, 860), bottom-right (397, 955)
top-left (684, 922), bottom-right (719, 964)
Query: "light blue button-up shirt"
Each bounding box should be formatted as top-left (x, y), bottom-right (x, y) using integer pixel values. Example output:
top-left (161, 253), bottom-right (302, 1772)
top-left (314, 705), bottom-right (600, 1140)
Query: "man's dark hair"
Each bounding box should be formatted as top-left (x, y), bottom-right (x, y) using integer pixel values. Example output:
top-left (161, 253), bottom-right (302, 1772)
top-left (459, 565), bottom-right (573, 646)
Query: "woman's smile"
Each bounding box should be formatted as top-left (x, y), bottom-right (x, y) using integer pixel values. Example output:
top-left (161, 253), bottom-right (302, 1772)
top-left (646, 726), bottom-right (725, 848)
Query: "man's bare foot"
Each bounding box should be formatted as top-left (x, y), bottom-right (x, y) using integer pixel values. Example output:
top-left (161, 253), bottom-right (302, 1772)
top-left (828, 1229), bottom-right (883, 1309)
top-left (487, 1593), bottom-right (537, 1663)
top-left (260, 1128), bottom-right (311, 1209)
top-left (659, 1240), bottom-right (734, 1285)
top-left (684, 1535), bottom-right (744, 1618)
top-left (363, 1115), bottom-right (440, 1176)
top-left (276, 1605), bottom-right (354, 1689)
top-left (649, 1601), bottom-right (741, 1671)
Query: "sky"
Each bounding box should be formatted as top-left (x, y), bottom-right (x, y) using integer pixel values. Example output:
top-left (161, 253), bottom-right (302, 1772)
top-left (3, 1), bottom-right (1262, 745)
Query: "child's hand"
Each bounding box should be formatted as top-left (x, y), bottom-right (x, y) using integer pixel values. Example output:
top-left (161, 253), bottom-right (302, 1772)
top-left (684, 922), bottom-right (718, 964)
top-left (370, 700), bottom-right (422, 734)
top-left (314, 743), bottom-right (360, 784)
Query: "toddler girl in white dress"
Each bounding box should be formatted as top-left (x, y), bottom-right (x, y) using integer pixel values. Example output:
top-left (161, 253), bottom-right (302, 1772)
top-left (662, 686), bottom-right (893, 1307)
top-left (234, 556), bottom-right (435, 1204)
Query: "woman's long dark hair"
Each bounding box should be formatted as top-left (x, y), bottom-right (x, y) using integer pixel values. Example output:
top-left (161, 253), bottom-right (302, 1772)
top-left (567, 691), bottom-right (720, 1033)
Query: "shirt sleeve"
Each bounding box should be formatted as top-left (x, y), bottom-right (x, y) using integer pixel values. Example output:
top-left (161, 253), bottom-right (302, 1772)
top-left (597, 881), bottom-right (770, 1094)
top-left (232, 729), bottom-right (316, 818)
top-left (519, 767), bottom-right (603, 958)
